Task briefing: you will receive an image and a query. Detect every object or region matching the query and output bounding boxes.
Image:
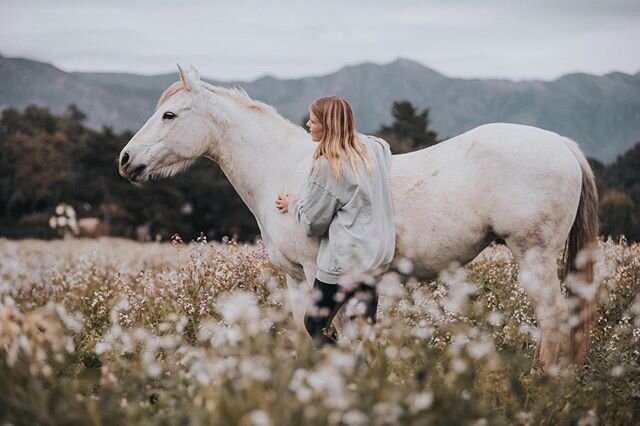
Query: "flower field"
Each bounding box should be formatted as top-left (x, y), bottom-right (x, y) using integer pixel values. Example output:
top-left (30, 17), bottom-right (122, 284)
top-left (1, 237), bottom-right (638, 425)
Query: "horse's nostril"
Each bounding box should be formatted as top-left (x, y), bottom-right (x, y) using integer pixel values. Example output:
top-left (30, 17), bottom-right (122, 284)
top-left (121, 152), bottom-right (130, 167)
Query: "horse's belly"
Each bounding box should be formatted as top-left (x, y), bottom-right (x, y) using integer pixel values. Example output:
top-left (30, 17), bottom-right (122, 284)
top-left (392, 201), bottom-right (492, 280)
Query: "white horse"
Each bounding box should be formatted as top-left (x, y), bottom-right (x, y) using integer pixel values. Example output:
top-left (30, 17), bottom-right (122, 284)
top-left (118, 65), bottom-right (598, 370)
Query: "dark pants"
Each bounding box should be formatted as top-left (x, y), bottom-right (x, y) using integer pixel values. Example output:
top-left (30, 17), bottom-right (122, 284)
top-left (303, 277), bottom-right (379, 345)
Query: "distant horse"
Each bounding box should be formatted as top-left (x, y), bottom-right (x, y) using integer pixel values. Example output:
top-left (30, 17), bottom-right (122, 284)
top-left (118, 65), bottom-right (598, 370)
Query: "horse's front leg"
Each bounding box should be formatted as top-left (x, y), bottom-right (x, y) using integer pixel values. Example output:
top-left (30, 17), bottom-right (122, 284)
top-left (285, 274), bottom-right (312, 332)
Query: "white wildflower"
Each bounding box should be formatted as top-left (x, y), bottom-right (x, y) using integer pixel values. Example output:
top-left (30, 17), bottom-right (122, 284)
top-left (329, 351), bottom-right (355, 370)
top-left (397, 257), bottom-right (414, 275)
top-left (146, 362), bottom-right (162, 378)
top-left (577, 409), bottom-right (598, 426)
top-left (240, 357), bottom-right (272, 382)
top-left (611, 365), bottom-right (624, 377)
top-left (220, 291), bottom-right (260, 325)
top-left (296, 386), bottom-right (313, 404)
top-left (373, 401), bottom-right (403, 425)
top-left (248, 409), bottom-right (271, 426)
top-left (468, 340), bottom-right (494, 359)
top-left (377, 273), bottom-right (405, 298)
top-left (409, 391), bottom-right (433, 413)
top-left (488, 311), bottom-right (503, 326)
top-left (95, 341), bottom-right (109, 355)
top-left (412, 320), bottom-right (433, 339)
top-left (385, 345), bottom-right (399, 359)
top-left (451, 357), bottom-right (467, 373)
top-left (342, 409), bottom-right (369, 426)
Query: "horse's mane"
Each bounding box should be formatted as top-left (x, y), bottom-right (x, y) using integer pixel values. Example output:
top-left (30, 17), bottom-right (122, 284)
top-left (156, 81), bottom-right (304, 134)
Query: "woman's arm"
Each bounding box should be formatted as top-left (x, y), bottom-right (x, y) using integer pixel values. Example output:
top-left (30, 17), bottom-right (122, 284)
top-left (287, 181), bottom-right (340, 237)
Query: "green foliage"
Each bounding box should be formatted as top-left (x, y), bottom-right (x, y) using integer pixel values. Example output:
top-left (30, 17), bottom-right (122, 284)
top-left (600, 191), bottom-right (638, 240)
top-left (605, 144), bottom-right (640, 192)
top-left (591, 143), bottom-right (640, 241)
top-left (2, 103), bottom-right (639, 242)
top-left (0, 106), bottom-right (79, 218)
top-left (0, 105), bottom-right (258, 241)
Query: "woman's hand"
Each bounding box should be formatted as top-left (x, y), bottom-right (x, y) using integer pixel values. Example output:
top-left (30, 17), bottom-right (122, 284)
top-left (275, 192), bottom-right (296, 213)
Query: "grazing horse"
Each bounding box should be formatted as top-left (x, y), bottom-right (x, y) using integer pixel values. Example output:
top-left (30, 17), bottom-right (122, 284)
top-left (118, 65), bottom-right (598, 370)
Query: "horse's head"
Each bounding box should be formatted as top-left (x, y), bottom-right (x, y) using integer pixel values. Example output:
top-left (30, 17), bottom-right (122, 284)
top-left (118, 64), bottom-right (214, 183)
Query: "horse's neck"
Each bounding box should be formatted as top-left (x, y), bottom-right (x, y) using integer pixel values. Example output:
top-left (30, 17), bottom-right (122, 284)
top-left (202, 100), bottom-right (311, 222)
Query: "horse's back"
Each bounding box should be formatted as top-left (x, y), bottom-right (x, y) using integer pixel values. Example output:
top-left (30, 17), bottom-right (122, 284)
top-left (395, 123), bottom-right (579, 171)
top-left (392, 122), bottom-right (582, 202)
top-left (389, 123), bottom-right (584, 276)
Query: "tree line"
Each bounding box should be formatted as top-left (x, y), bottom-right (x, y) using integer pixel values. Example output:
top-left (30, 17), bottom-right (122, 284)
top-left (0, 102), bottom-right (637, 242)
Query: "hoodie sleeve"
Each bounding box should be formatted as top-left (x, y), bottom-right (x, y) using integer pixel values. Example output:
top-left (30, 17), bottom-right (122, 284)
top-left (289, 179), bottom-right (340, 237)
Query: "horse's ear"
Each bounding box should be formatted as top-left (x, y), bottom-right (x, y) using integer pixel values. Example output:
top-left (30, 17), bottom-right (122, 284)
top-left (177, 64), bottom-right (201, 93)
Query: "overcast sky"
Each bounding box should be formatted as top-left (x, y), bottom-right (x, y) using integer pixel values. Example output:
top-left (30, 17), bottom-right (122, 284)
top-left (1, 0), bottom-right (639, 82)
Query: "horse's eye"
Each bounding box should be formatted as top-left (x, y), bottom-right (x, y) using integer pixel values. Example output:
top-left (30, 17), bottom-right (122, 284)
top-left (162, 111), bottom-right (176, 120)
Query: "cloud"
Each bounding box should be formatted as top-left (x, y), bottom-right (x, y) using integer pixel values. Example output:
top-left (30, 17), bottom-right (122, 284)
top-left (0, 0), bottom-right (638, 80)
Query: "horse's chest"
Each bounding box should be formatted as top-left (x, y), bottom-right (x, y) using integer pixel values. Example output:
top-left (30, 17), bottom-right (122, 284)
top-left (261, 235), bottom-right (309, 280)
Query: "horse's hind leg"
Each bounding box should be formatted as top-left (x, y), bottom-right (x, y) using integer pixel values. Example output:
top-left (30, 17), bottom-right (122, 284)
top-left (505, 238), bottom-right (569, 371)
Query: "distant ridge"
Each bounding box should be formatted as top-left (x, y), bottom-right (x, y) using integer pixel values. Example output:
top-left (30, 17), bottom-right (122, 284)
top-left (1, 54), bottom-right (639, 162)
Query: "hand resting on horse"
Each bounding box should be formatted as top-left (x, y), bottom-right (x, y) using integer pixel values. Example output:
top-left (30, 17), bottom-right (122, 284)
top-left (275, 192), bottom-right (296, 213)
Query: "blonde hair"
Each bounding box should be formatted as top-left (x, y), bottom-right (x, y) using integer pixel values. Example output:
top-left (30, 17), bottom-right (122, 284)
top-left (310, 96), bottom-right (373, 181)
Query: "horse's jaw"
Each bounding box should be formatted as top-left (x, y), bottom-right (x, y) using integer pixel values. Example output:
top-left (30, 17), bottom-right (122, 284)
top-left (146, 159), bottom-right (197, 181)
top-left (125, 157), bottom-right (198, 185)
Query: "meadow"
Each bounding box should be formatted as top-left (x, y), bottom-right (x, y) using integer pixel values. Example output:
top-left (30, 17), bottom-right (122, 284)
top-left (0, 237), bottom-right (638, 425)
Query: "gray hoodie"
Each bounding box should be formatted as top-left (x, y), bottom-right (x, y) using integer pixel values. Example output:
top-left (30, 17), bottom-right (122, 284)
top-left (289, 134), bottom-right (395, 284)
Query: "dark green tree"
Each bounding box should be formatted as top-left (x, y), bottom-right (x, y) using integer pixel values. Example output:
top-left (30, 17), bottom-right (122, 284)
top-left (599, 190), bottom-right (639, 241)
top-left (0, 104), bottom-right (260, 241)
top-left (598, 142), bottom-right (640, 241)
top-left (604, 143), bottom-right (640, 205)
top-left (0, 106), bottom-right (75, 219)
top-left (73, 126), bottom-right (132, 235)
top-left (376, 100), bottom-right (439, 153)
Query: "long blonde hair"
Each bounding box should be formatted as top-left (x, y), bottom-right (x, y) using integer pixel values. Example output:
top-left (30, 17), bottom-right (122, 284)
top-left (310, 96), bottom-right (373, 181)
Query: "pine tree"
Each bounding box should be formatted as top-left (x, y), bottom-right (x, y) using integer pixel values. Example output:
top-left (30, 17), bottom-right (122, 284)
top-left (377, 100), bottom-right (439, 153)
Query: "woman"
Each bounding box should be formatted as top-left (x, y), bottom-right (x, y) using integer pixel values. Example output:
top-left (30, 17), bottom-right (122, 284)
top-left (275, 96), bottom-right (395, 344)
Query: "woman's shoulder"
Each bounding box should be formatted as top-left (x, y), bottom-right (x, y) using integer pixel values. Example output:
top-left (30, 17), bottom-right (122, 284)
top-left (310, 156), bottom-right (351, 190)
top-left (311, 155), bottom-right (330, 171)
top-left (309, 156), bottom-right (331, 181)
top-left (359, 133), bottom-right (391, 153)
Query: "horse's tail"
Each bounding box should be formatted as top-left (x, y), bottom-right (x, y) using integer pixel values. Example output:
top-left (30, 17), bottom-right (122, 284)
top-left (561, 138), bottom-right (599, 367)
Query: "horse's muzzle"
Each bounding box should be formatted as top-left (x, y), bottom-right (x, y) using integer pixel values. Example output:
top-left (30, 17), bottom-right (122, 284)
top-left (119, 163), bottom-right (147, 182)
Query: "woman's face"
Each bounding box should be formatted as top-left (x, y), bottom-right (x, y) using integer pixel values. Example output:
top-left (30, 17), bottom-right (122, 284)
top-left (306, 110), bottom-right (324, 142)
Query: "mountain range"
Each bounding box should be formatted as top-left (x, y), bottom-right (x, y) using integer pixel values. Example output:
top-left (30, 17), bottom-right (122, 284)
top-left (1, 53), bottom-right (639, 162)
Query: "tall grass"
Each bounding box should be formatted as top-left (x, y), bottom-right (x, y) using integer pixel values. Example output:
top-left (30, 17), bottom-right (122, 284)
top-left (1, 237), bottom-right (638, 425)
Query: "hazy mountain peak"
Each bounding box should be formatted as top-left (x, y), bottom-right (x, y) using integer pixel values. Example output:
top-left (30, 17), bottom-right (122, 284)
top-left (389, 57), bottom-right (426, 69)
top-left (254, 74), bottom-right (279, 83)
top-left (1, 53), bottom-right (639, 163)
top-left (605, 71), bottom-right (631, 78)
top-left (385, 57), bottom-right (446, 80)
top-left (553, 72), bottom-right (595, 82)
